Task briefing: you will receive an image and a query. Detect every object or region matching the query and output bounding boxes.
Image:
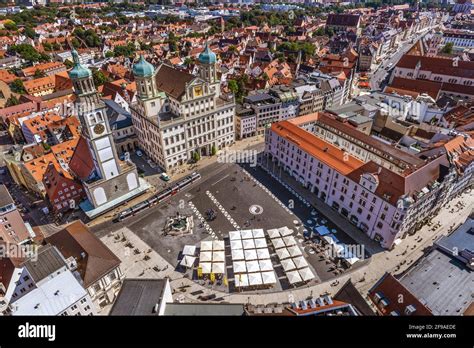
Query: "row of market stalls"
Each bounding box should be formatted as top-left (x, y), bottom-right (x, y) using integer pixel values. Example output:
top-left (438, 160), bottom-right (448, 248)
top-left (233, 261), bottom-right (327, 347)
top-left (198, 240), bottom-right (226, 279)
top-left (268, 227), bottom-right (315, 285)
top-left (229, 229), bottom-right (277, 289)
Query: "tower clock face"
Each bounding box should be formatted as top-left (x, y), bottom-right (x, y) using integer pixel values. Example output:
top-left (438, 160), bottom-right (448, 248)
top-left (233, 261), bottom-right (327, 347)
top-left (93, 123), bottom-right (105, 135)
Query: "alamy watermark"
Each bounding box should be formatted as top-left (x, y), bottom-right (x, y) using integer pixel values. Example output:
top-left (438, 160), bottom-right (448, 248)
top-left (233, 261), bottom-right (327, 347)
top-left (217, 149), bottom-right (258, 167)
top-left (0, 243), bottom-right (39, 262)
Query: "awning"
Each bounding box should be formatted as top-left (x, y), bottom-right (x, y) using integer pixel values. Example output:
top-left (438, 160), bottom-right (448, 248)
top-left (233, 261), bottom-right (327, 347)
top-left (183, 245), bottom-right (196, 256)
top-left (200, 241), bottom-right (213, 251)
top-left (261, 271), bottom-right (277, 285)
top-left (287, 245), bottom-right (302, 257)
top-left (286, 270), bottom-right (302, 284)
top-left (258, 259), bottom-right (273, 272)
top-left (230, 239), bottom-right (243, 250)
top-left (254, 238), bottom-right (267, 249)
top-left (231, 249), bottom-right (245, 261)
top-left (281, 258), bottom-right (296, 272)
top-left (244, 249), bottom-right (258, 261)
top-left (235, 273), bottom-right (249, 287)
top-left (257, 248), bottom-right (270, 260)
top-left (212, 262), bottom-right (225, 274)
top-left (199, 262), bottom-right (212, 274)
top-left (246, 260), bottom-right (260, 273)
top-left (212, 251), bottom-right (225, 262)
top-left (200, 251), bottom-right (212, 262)
top-left (292, 256), bottom-right (308, 269)
top-left (271, 238), bottom-right (285, 249)
top-left (252, 229), bottom-right (265, 238)
top-left (212, 240), bottom-right (225, 251)
top-left (180, 255), bottom-right (196, 268)
top-left (248, 272), bottom-right (263, 286)
top-left (298, 267), bottom-right (315, 281)
top-left (242, 239), bottom-right (256, 250)
top-left (233, 261), bottom-right (246, 273)
top-left (276, 248), bottom-right (290, 260)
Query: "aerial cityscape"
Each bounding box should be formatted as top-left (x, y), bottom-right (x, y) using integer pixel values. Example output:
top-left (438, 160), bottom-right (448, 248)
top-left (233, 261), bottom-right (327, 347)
top-left (0, 0), bottom-right (472, 336)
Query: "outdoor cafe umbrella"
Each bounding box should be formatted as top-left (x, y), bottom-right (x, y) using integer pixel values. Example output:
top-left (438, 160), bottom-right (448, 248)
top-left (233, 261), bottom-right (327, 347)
top-left (256, 248), bottom-right (270, 260)
top-left (271, 238), bottom-right (285, 249)
top-left (200, 240), bottom-right (213, 251)
top-left (283, 235), bottom-right (297, 247)
top-left (212, 262), bottom-right (225, 274)
top-left (240, 230), bottom-right (253, 239)
top-left (248, 272), bottom-right (263, 286)
top-left (281, 258), bottom-right (297, 272)
top-left (279, 226), bottom-right (293, 237)
top-left (235, 273), bottom-right (249, 287)
top-left (212, 251), bottom-right (225, 262)
top-left (261, 271), bottom-right (277, 285)
top-left (254, 238), bottom-right (267, 249)
top-left (287, 245), bottom-right (303, 257)
top-left (200, 251), bottom-right (212, 262)
top-left (252, 229), bottom-right (265, 239)
top-left (298, 267), bottom-right (315, 281)
top-left (258, 259), bottom-right (273, 272)
top-left (286, 270), bottom-right (302, 284)
top-left (230, 239), bottom-right (243, 250)
top-left (244, 249), bottom-right (258, 261)
top-left (231, 249), bottom-right (244, 261)
top-left (233, 261), bottom-right (246, 273)
top-left (292, 256), bottom-right (308, 269)
top-left (213, 240), bottom-right (225, 251)
top-left (229, 231), bottom-right (241, 241)
top-left (180, 255), bottom-right (196, 268)
top-left (276, 248), bottom-right (291, 260)
top-left (246, 260), bottom-right (260, 273)
top-left (242, 239), bottom-right (256, 250)
top-left (199, 262), bottom-right (212, 274)
top-left (267, 229), bottom-right (280, 239)
top-left (182, 245), bottom-right (196, 256)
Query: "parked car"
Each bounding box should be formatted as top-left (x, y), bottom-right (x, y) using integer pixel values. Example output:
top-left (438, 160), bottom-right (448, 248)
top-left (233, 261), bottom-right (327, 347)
top-left (160, 173), bottom-right (170, 181)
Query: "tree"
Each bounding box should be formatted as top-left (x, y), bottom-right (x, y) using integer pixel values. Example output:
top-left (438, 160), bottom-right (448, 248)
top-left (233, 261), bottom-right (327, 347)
top-left (92, 69), bottom-right (109, 87)
top-left (211, 145), bottom-right (217, 156)
top-left (183, 57), bottom-right (193, 66)
top-left (10, 79), bottom-right (25, 94)
top-left (113, 43), bottom-right (136, 58)
top-left (23, 26), bottom-right (36, 39)
top-left (4, 20), bottom-right (18, 31)
top-left (228, 79), bottom-right (239, 96)
top-left (64, 59), bottom-right (74, 69)
top-left (441, 42), bottom-right (454, 55)
top-left (192, 151), bottom-right (201, 162)
top-left (5, 95), bottom-right (20, 107)
top-left (34, 69), bottom-right (45, 78)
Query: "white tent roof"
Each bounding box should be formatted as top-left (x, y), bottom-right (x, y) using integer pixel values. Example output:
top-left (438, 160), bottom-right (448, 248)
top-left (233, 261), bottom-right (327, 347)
top-left (258, 259), bottom-right (273, 272)
top-left (246, 260), bottom-right (260, 273)
top-left (287, 245), bottom-right (302, 257)
top-left (279, 226), bottom-right (293, 237)
top-left (212, 262), bottom-right (225, 274)
top-left (292, 255), bottom-right (308, 269)
top-left (276, 248), bottom-right (290, 260)
top-left (200, 241), bottom-right (213, 251)
top-left (233, 261), bottom-right (246, 273)
top-left (240, 230), bottom-right (253, 239)
top-left (212, 251), bottom-right (225, 262)
top-left (244, 249), bottom-right (258, 260)
top-left (257, 248), bottom-right (270, 260)
top-left (283, 235), bottom-right (296, 247)
top-left (229, 231), bottom-right (241, 241)
top-left (286, 270), bottom-right (302, 284)
top-left (242, 239), bottom-right (256, 250)
top-left (267, 229), bottom-right (280, 239)
top-left (200, 251), bottom-right (212, 262)
top-left (199, 262), bottom-right (212, 274)
top-left (235, 273), bottom-right (249, 287)
top-left (298, 267), bottom-right (315, 281)
top-left (254, 238), bottom-right (267, 249)
top-left (281, 258), bottom-right (297, 272)
top-left (271, 237), bottom-right (285, 249)
top-left (180, 255), bottom-right (196, 268)
top-left (230, 239), bottom-right (243, 250)
top-left (183, 245), bottom-right (196, 256)
top-left (212, 240), bottom-right (225, 251)
top-left (231, 249), bottom-right (244, 261)
top-left (248, 272), bottom-right (263, 286)
top-left (261, 271), bottom-right (277, 285)
top-left (252, 229), bottom-right (265, 238)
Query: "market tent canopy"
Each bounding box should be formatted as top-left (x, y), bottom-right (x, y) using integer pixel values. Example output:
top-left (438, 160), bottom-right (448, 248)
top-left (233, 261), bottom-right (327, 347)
top-left (212, 251), bottom-right (225, 262)
top-left (258, 259), bottom-right (273, 272)
top-left (183, 245), bottom-right (196, 256)
top-left (242, 239), bottom-right (256, 250)
top-left (298, 267), bottom-right (315, 281)
top-left (267, 229), bottom-right (280, 239)
top-left (180, 255), bottom-right (196, 268)
top-left (261, 271), bottom-right (277, 285)
top-left (246, 260), bottom-right (260, 273)
top-left (287, 245), bottom-right (302, 257)
top-left (254, 238), bottom-right (267, 249)
top-left (212, 262), bottom-right (225, 274)
top-left (199, 262), bottom-right (212, 274)
top-left (244, 249), bottom-right (258, 261)
top-left (230, 240), bottom-right (243, 250)
top-left (200, 241), bottom-right (213, 251)
top-left (200, 251), bottom-right (212, 262)
top-left (248, 272), bottom-right (263, 286)
top-left (231, 249), bottom-right (244, 261)
top-left (213, 240), bottom-right (225, 251)
top-left (252, 229), bottom-right (265, 239)
top-left (229, 231), bottom-right (241, 241)
top-left (235, 273), bottom-right (249, 287)
top-left (271, 238), bottom-right (285, 249)
top-left (279, 226), bottom-right (293, 237)
top-left (240, 230), bottom-right (253, 239)
top-left (233, 261), bottom-right (246, 273)
top-left (292, 256), bottom-right (308, 269)
top-left (257, 248), bottom-right (270, 260)
top-left (286, 270), bottom-right (302, 284)
top-left (281, 258), bottom-right (296, 272)
top-left (283, 236), bottom-right (297, 247)
top-left (276, 248), bottom-right (290, 260)
top-left (315, 225), bottom-right (331, 236)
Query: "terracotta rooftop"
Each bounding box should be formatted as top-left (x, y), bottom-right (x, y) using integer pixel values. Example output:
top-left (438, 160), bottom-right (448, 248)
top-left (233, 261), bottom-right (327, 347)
top-left (155, 64), bottom-right (195, 100)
